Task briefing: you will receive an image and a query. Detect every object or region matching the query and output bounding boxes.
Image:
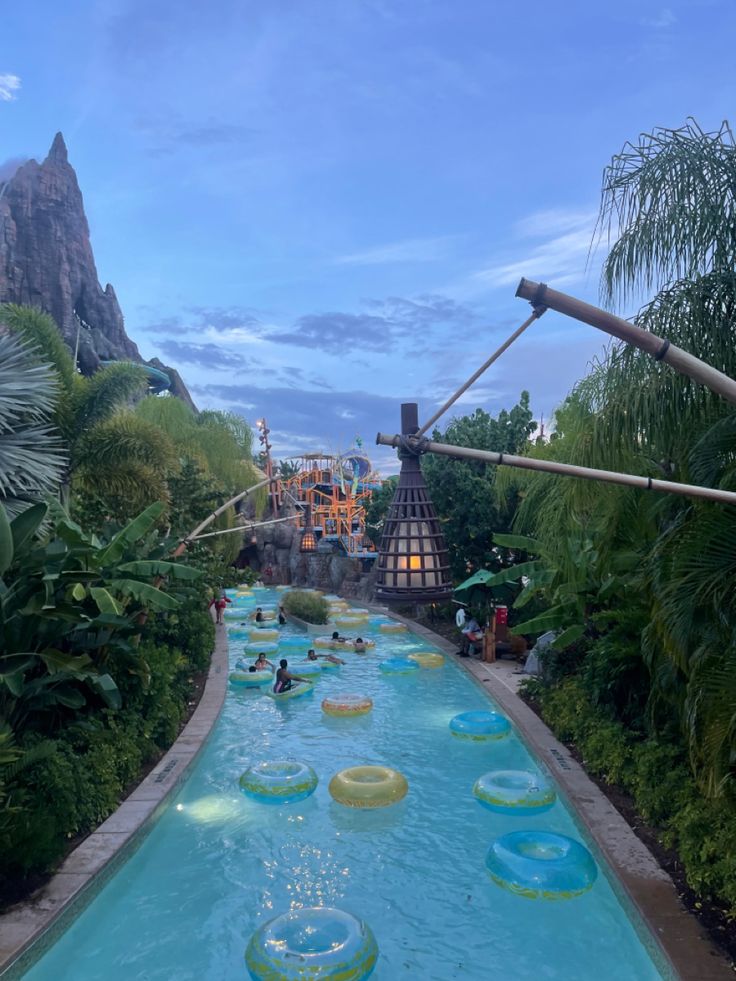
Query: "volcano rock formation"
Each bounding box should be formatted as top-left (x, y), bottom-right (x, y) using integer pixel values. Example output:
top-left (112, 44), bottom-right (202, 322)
top-left (0, 133), bottom-right (194, 408)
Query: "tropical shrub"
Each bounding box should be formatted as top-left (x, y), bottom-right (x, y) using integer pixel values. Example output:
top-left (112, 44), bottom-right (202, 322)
top-left (532, 678), bottom-right (736, 915)
top-left (0, 330), bottom-right (65, 517)
top-left (282, 590), bottom-right (329, 624)
top-left (0, 500), bottom-right (200, 735)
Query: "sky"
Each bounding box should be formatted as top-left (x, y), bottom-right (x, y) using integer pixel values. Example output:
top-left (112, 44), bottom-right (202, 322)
top-left (2, 0), bottom-right (736, 472)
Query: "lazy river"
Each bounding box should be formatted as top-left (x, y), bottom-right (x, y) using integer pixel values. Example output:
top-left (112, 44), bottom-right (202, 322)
top-left (22, 589), bottom-right (669, 980)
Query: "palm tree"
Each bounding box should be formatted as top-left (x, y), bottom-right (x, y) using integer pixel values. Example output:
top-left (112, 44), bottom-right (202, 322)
top-left (0, 305), bottom-right (175, 512)
top-left (499, 121), bottom-right (736, 793)
top-left (0, 329), bottom-right (66, 517)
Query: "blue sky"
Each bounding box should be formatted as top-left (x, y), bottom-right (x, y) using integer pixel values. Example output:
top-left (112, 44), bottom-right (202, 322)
top-left (2, 0), bottom-right (736, 472)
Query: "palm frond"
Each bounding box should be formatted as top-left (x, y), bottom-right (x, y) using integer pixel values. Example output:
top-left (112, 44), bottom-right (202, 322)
top-left (597, 119), bottom-right (736, 306)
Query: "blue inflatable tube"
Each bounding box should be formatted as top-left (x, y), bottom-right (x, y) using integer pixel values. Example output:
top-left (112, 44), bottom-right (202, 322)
top-left (379, 657), bottom-right (420, 675)
top-left (485, 830), bottom-right (597, 900)
top-left (449, 710), bottom-right (510, 741)
top-left (473, 770), bottom-right (556, 815)
top-left (246, 907), bottom-right (378, 979)
top-left (229, 670), bottom-right (273, 688)
top-left (239, 760), bottom-right (318, 804)
top-left (291, 661), bottom-right (323, 678)
top-left (279, 635), bottom-right (310, 649)
top-left (244, 642), bottom-right (279, 655)
top-left (227, 627), bottom-right (250, 640)
top-left (266, 683), bottom-right (314, 702)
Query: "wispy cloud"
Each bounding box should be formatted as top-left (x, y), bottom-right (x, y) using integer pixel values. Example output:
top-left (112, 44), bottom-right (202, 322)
top-left (0, 156), bottom-right (26, 181)
top-left (470, 208), bottom-right (597, 291)
top-left (156, 340), bottom-right (251, 370)
top-left (642, 8), bottom-right (676, 29)
top-left (335, 235), bottom-right (458, 266)
top-left (0, 74), bottom-right (21, 102)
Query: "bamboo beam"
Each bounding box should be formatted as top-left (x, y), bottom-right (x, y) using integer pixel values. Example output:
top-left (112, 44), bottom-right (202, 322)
top-left (375, 433), bottom-right (736, 506)
top-left (189, 513), bottom-right (297, 542)
top-left (516, 278), bottom-right (736, 405)
top-left (172, 475), bottom-right (272, 557)
top-left (415, 307), bottom-right (545, 437)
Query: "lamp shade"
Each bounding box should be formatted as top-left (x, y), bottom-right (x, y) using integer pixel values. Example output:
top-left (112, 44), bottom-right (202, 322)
top-left (300, 504), bottom-right (317, 553)
top-left (375, 404), bottom-right (452, 604)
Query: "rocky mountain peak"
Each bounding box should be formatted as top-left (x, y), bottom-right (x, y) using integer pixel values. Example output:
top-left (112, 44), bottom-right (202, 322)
top-left (0, 133), bottom-right (195, 409)
top-left (47, 131), bottom-right (69, 163)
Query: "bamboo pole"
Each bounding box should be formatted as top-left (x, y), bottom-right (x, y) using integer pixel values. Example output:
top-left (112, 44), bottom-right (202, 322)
top-left (189, 513), bottom-right (297, 542)
top-left (516, 279), bottom-right (736, 405)
top-left (172, 475), bottom-right (272, 557)
top-left (375, 433), bottom-right (736, 506)
top-left (415, 307), bottom-right (546, 437)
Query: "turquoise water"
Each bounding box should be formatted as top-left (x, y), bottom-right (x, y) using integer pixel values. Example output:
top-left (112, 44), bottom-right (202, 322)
top-left (23, 590), bottom-right (666, 980)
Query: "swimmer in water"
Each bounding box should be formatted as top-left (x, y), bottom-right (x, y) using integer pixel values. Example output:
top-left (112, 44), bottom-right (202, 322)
top-left (307, 648), bottom-right (345, 666)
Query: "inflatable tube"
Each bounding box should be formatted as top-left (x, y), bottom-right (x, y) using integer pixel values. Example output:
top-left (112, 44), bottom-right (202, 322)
top-left (329, 765), bottom-right (408, 808)
top-left (408, 652), bottom-right (445, 669)
top-left (315, 637), bottom-right (375, 652)
top-left (318, 657), bottom-right (341, 670)
top-left (292, 661), bottom-right (323, 678)
top-left (473, 770), bottom-right (557, 815)
top-left (449, 710), bottom-right (511, 741)
top-left (485, 831), bottom-right (597, 900)
top-left (322, 695), bottom-right (373, 717)
top-left (248, 628), bottom-right (279, 642)
top-left (455, 608), bottom-right (467, 628)
top-left (229, 670), bottom-right (272, 688)
top-left (227, 627), bottom-right (250, 640)
top-left (379, 622), bottom-right (407, 634)
top-left (266, 682), bottom-right (314, 702)
top-left (250, 610), bottom-right (276, 621)
top-left (278, 635), bottom-right (310, 649)
top-left (245, 907), bottom-right (378, 980)
top-left (323, 594), bottom-right (343, 602)
top-left (224, 607), bottom-right (248, 620)
top-left (379, 657), bottom-right (420, 675)
top-left (335, 616), bottom-right (368, 628)
top-left (239, 761), bottom-right (318, 804)
top-left (275, 585), bottom-right (289, 591)
top-left (244, 642), bottom-right (279, 655)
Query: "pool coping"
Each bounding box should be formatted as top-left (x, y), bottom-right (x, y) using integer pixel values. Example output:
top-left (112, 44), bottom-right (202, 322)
top-left (0, 617), bottom-right (230, 979)
top-left (361, 602), bottom-right (732, 981)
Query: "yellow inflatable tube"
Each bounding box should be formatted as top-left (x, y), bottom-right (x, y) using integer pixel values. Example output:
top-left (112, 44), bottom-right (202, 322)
top-left (408, 652), bottom-right (445, 669)
top-left (329, 765), bottom-right (408, 808)
top-left (379, 622), bottom-right (407, 634)
top-left (322, 695), bottom-right (373, 717)
top-left (248, 628), bottom-right (279, 642)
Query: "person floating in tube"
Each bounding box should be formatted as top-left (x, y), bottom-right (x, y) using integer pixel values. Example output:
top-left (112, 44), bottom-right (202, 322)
top-left (254, 653), bottom-right (275, 673)
top-left (331, 630), bottom-right (349, 644)
top-left (255, 607), bottom-right (264, 623)
top-left (307, 648), bottom-right (345, 666)
top-left (274, 659), bottom-right (309, 693)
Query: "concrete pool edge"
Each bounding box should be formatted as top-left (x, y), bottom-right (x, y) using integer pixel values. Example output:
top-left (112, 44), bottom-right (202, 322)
top-left (359, 602), bottom-right (731, 981)
top-left (0, 620), bottom-right (230, 979)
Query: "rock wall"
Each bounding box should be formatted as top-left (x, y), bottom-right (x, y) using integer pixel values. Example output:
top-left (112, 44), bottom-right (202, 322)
top-left (242, 501), bottom-right (377, 600)
top-left (0, 133), bottom-right (195, 409)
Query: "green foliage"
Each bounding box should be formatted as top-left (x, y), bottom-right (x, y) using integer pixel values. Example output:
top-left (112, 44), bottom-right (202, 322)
top-left (364, 475), bottom-right (397, 545)
top-left (421, 396), bottom-right (535, 580)
top-left (0, 500), bottom-right (197, 735)
top-left (0, 329), bottom-right (66, 517)
top-left (282, 590), bottom-right (329, 624)
top-left (534, 678), bottom-right (736, 914)
top-left (0, 601), bottom-right (215, 897)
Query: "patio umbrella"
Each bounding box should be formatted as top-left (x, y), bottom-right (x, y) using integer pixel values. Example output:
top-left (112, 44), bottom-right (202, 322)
top-left (453, 569), bottom-right (517, 608)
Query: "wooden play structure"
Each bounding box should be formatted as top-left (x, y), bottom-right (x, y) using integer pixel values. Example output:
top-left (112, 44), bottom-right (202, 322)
top-left (280, 449), bottom-right (382, 559)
